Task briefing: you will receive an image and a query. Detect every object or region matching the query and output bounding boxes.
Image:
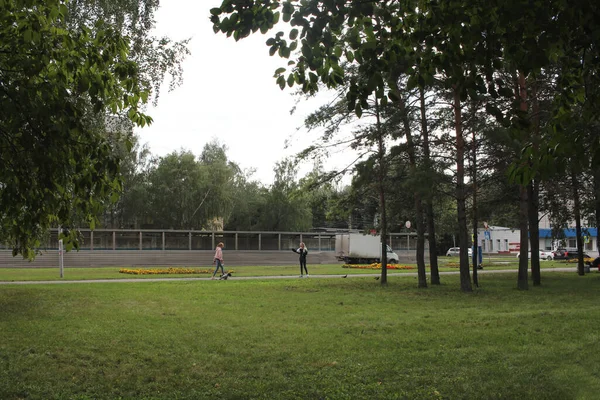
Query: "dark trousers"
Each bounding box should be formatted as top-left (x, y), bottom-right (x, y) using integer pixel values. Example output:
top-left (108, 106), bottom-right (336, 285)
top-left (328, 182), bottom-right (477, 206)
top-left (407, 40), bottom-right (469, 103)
top-left (299, 259), bottom-right (308, 275)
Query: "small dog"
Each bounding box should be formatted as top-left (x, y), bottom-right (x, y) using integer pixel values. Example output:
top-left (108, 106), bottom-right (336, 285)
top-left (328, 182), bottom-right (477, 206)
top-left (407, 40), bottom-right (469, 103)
top-left (219, 272), bottom-right (232, 280)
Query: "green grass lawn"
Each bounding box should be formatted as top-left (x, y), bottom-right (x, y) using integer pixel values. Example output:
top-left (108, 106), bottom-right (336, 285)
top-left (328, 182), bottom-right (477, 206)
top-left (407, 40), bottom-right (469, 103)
top-left (0, 258), bottom-right (580, 282)
top-left (1, 272), bottom-right (599, 399)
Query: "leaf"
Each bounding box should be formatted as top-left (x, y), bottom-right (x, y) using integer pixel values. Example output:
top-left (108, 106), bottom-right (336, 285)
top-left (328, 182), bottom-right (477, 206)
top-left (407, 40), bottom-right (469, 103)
top-left (354, 103), bottom-right (362, 118)
top-left (345, 50), bottom-right (354, 62)
top-left (277, 75), bottom-right (285, 90)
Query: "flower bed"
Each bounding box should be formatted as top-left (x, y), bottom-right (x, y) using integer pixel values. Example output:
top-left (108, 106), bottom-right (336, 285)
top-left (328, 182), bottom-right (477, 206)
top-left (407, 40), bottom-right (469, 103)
top-left (565, 257), bottom-right (595, 264)
top-left (342, 263), bottom-right (415, 270)
top-left (119, 267), bottom-right (233, 275)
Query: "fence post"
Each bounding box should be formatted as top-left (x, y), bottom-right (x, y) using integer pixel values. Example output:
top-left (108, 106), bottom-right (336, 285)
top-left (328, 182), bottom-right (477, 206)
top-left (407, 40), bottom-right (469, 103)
top-left (162, 232), bottom-right (165, 250)
top-left (139, 231), bottom-right (142, 250)
top-left (235, 233), bottom-right (238, 250)
top-left (112, 231), bottom-right (116, 250)
top-left (258, 233), bottom-right (261, 251)
top-left (212, 232), bottom-right (215, 250)
top-left (278, 233), bottom-right (281, 250)
top-left (58, 239), bottom-right (64, 278)
top-left (189, 232), bottom-right (192, 250)
top-left (90, 231), bottom-right (94, 251)
top-left (318, 234), bottom-right (321, 251)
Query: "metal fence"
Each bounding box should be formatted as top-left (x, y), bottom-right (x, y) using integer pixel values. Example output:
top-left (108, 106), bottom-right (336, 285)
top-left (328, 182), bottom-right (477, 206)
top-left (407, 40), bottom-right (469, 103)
top-left (15, 229), bottom-right (424, 252)
top-left (0, 229), bottom-right (426, 268)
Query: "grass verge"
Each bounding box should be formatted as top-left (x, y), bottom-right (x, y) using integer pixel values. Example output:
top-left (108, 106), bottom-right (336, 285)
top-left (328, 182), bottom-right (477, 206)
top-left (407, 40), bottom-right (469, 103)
top-left (1, 273), bottom-right (599, 399)
top-left (0, 259), bottom-right (579, 282)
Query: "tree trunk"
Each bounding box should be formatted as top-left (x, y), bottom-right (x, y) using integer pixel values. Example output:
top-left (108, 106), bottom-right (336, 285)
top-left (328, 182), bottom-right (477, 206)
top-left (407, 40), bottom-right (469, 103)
top-left (375, 98), bottom-right (388, 285)
top-left (529, 78), bottom-right (541, 285)
top-left (420, 87), bottom-right (440, 285)
top-left (516, 71), bottom-right (529, 290)
top-left (528, 180), bottom-right (541, 285)
top-left (398, 93), bottom-right (427, 288)
top-left (572, 170), bottom-right (585, 276)
top-left (453, 87), bottom-right (472, 292)
top-left (518, 185), bottom-right (529, 290)
top-left (471, 123), bottom-right (479, 287)
top-left (415, 196), bottom-right (427, 288)
top-left (378, 161), bottom-right (388, 286)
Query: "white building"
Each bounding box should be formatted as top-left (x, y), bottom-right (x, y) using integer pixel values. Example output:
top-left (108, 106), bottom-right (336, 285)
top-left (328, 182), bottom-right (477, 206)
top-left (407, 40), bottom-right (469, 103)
top-left (476, 226), bottom-right (598, 255)
top-left (476, 226), bottom-right (521, 254)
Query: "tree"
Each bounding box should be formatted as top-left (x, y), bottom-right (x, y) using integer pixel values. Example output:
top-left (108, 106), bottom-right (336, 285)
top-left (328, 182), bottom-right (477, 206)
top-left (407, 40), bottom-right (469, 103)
top-left (146, 151), bottom-right (203, 229)
top-left (198, 140), bottom-right (240, 229)
top-left (211, 0), bottom-right (600, 290)
top-left (0, 0), bottom-right (151, 257)
top-left (66, 0), bottom-right (190, 105)
top-left (299, 160), bottom-right (345, 229)
top-left (260, 159), bottom-right (312, 231)
top-left (103, 133), bottom-right (153, 229)
top-left (224, 171), bottom-right (268, 231)
top-left (145, 143), bottom-right (240, 230)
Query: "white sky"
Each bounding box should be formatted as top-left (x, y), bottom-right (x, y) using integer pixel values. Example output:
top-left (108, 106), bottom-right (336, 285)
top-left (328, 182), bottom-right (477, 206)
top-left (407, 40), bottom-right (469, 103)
top-left (136, 0), bottom-right (346, 186)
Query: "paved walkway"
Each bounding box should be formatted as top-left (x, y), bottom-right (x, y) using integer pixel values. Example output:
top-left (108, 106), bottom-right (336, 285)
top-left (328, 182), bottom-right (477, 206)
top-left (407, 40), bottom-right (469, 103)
top-left (0, 267), bottom-right (585, 285)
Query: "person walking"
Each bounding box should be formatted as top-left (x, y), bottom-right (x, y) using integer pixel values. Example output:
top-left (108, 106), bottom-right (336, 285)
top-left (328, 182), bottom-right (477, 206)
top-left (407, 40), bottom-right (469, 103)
top-left (212, 242), bottom-right (225, 280)
top-left (292, 242), bottom-right (309, 278)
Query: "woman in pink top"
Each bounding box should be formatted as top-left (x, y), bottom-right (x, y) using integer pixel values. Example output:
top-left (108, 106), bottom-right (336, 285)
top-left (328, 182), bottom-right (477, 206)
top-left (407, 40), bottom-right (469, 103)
top-left (211, 242), bottom-right (225, 279)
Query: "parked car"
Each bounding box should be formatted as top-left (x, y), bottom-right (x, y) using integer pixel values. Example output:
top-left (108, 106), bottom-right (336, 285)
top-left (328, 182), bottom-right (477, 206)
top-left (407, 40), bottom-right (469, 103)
top-left (553, 248), bottom-right (589, 260)
top-left (446, 247), bottom-right (473, 257)
top-left (515, 250), bottom-right (554, 260)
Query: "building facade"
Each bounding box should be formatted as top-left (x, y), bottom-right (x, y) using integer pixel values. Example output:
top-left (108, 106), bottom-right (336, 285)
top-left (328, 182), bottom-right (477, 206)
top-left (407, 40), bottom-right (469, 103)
top-left (476, 226), bottom-right (598, 254)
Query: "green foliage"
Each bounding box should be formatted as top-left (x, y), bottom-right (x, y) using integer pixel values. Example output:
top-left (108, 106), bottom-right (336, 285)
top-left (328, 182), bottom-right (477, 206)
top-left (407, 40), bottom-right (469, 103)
top-left (102, 134), bottom-right (153, 228)
top-left (299, 161), bottom-right (348, 229)
top-left (66, 0), bottom-right (190, 104)
top-left (0, 0), bottom-right (151, 258)
top-left (144, 142), bottom-right (240, 230)
top-left (260, 159), bottom-right (312, 231)
top-left (212, 0), bottom-right (600, 184)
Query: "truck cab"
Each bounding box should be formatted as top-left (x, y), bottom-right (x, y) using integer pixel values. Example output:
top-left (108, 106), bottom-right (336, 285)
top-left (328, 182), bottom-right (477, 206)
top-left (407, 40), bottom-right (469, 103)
top-left (386, 245), bottom-right (400, 264)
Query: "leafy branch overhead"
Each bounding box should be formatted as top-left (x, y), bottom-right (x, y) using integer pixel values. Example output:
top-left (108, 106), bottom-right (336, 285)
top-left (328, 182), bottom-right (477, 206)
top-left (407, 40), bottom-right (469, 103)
top-left (211, 0), bottom-right (599, 161)
top-left (0, 0), bottom-right (152, 257)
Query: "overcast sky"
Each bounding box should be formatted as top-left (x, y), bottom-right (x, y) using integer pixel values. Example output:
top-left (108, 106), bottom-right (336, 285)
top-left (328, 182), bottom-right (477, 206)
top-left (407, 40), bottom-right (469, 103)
top-left (136, 1), bottom-right (344, 185)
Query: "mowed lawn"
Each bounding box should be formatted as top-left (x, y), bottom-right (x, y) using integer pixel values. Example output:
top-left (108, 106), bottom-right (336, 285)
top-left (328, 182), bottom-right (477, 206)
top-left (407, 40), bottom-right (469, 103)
top-left (0, 257), bottom-right (579, 282)
top-left (1, 273), bottom-right (599, 399)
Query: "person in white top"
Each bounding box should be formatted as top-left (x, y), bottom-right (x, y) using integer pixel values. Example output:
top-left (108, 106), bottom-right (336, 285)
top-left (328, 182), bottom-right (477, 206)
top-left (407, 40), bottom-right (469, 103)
top-left (292, 242), bottom-right (309, 278)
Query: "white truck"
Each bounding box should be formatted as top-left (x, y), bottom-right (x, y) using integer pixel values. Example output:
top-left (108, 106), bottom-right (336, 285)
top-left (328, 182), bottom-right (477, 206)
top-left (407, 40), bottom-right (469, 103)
top-left (335, 233), bottom-right (400, 264)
